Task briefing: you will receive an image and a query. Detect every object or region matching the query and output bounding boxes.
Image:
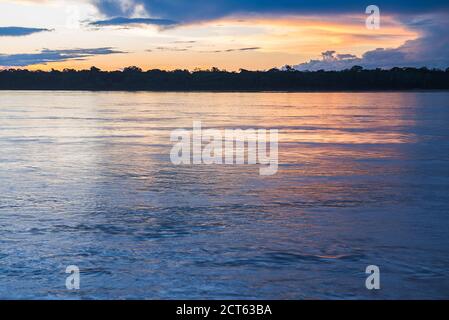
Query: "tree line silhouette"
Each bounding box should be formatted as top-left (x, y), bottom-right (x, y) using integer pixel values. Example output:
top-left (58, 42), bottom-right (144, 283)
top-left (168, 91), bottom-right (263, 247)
top-left (1, 66), bottom-right (448, 91)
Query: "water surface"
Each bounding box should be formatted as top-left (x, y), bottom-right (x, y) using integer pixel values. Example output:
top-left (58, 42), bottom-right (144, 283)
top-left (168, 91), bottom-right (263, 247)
top-left (0, 91), bottom-right (448, 299)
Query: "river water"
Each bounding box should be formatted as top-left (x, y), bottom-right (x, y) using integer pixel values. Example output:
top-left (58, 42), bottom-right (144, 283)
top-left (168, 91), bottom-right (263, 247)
top-left (0, 91), bottom-right (448, 299)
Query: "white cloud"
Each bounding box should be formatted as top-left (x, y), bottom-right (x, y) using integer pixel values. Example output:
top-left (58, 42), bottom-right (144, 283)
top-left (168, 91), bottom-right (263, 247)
top-left (294, 14), bottom-right (449, 70)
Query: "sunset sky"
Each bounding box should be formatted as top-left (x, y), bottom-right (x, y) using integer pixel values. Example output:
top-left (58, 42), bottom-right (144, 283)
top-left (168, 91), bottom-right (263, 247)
top-left (0, 0), bottom-right (448, 71)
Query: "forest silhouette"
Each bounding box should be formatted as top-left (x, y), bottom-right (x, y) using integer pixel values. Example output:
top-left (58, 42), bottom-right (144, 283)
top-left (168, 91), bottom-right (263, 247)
top-left (1, 66), bottom-right (448, 91)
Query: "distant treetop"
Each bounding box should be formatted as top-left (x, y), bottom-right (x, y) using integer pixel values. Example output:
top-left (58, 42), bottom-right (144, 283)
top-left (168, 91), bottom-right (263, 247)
top-left (1, 66), bottom-right (448, 91)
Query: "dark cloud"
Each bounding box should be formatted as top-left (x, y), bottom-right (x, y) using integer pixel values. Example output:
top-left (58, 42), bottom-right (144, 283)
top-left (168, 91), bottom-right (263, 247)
top-left (152, 46), bottom-right (189, 52)
top-left (294, 13), bottom-right (449, 70)
top-left (0, 27), bottom-right (52, 37)
top-left (91, 1), bottom-right (449, 23)
top-left (171, 40), bottom-right (197, 44)
top-left (0, 48), bottom-right (125, 67)
top-left (232, 47), bottom-right (260, 51)
top-left (148, 46), bottom-right (260, 53)
top-left (89, 17), bottom-right (177, 27)
top-left (203, 47), bottom-right (261, 53)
